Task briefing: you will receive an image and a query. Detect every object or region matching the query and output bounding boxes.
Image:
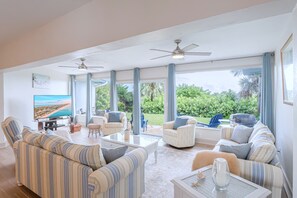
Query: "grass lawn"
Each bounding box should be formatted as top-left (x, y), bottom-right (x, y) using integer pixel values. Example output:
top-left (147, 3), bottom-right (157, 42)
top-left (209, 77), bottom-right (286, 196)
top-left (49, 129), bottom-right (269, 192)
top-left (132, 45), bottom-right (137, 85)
top-left (126, 112), bottom-right (210, 126)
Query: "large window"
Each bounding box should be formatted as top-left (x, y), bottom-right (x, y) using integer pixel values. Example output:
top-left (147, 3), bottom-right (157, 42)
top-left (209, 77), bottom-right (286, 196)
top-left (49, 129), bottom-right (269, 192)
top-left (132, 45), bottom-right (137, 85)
top-left (141, 82), bottom-right (164, 126)
top-left (117, 83), bottom-right (133, 120)
top-left (176, 67), bottom-right (261, 123)
top-left (94, 80), bottom-right (110, 114)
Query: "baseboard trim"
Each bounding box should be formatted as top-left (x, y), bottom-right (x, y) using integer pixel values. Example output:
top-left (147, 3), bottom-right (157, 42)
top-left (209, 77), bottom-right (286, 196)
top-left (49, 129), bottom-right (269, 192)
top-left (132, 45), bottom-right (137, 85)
top-left (195, 138), bottom-right (217, 146)
top-left (281, 165), bottom-right (292, 198)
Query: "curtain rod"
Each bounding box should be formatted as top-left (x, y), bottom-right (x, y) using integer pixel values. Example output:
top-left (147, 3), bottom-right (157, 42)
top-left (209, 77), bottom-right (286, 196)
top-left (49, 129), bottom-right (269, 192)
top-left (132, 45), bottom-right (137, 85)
top-left (112, 54), bottom-right (265, 71)
top-left (75, 53), bottom-right (266, 76)
top-left (176, 54), bottom-right (264, 66)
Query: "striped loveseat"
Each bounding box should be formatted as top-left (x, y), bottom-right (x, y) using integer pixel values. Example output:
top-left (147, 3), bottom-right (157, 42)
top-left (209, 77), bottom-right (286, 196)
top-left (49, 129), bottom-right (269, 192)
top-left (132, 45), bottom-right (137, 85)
top-left (215, 121), bottom-right (283, 198)
top-left (13, 129), bottom-right (148, 198)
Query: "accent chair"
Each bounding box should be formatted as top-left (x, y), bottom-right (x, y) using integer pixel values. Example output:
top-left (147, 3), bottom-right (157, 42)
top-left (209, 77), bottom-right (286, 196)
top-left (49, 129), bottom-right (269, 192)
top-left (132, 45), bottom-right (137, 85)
top-left (98, 111), bottom-right (127, 136)
top-left (163, 116), bottom-right (197, 148)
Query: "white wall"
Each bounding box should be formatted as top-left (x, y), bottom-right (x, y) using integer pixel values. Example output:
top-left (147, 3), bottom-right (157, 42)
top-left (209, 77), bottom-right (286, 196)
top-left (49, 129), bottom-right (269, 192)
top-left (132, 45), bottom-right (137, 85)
top-left (3, 68), bottom-right (69, 129)
top-left (274, 6), bottom-right (296, 197)
top-left (0, 72), bottom-right (6, 148)
top-left (292, 5), bottom-right (297, 198)
top-left (75, 80), bottom-right (87, 114)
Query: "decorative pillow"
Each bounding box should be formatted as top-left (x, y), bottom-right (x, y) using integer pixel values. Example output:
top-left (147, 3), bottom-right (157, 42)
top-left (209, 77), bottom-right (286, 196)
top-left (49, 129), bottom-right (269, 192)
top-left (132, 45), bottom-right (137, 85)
top-left (248, 121), bottom-right (268, 142)
top-left (230, 125), bottom-right (253, 144)
top-left (249, 127), bottom-right (275, 144)
top-left (40, 134), bottom-right (69, 155)
top-left (22, 128), bottom-right (43, 147)
top-left (61, 142), bottom-right (106, 170)
top-left (101, 146), bottom-right (128, 163)
top-left (219, 143), bottom-right (252, 159)
top-left (46, 129), bottom-right (73, 142)
top-left (108, 112), bottom-right (121, 122)
top-left (247, 141), bottom-right (277, 163)
top-left (173, 117), bottom-right (188, 130)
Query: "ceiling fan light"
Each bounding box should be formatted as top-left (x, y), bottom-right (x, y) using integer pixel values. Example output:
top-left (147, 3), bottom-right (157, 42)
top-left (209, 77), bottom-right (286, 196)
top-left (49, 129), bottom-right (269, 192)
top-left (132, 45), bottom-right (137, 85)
top-left (78, 66), bottom-right (87, 71)
top-left (172, 53), bottom-right (184, 59)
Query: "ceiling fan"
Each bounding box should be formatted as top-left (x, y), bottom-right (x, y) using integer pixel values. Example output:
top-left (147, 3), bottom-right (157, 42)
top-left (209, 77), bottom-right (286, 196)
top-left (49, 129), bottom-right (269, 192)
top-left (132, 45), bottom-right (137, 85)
top-left (58, 58), bottom-right (104, 71)
top-left (150, 39), bottom-right (211, 60)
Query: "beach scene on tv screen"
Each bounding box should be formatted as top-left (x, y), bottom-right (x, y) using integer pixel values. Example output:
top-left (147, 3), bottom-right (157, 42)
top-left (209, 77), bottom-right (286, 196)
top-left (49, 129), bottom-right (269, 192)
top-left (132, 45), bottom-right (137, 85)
top-left (34, 95), bottom-right (72, 119)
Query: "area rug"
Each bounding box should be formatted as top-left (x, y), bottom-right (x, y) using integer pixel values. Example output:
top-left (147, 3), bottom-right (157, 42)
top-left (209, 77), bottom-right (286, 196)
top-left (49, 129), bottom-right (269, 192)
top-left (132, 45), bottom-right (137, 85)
top-left (143, 141), bottom-right (212, 197)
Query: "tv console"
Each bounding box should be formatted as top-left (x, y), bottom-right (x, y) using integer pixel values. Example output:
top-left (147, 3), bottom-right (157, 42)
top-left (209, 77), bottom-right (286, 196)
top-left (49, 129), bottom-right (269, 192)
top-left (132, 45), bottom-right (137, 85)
top-left (38, 117), bottom-right (70, 131)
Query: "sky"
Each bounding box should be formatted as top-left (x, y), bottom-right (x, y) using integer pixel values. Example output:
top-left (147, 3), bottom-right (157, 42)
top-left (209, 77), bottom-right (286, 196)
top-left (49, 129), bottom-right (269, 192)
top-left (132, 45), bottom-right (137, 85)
top-left (176, 70), bottom-right (242, 93)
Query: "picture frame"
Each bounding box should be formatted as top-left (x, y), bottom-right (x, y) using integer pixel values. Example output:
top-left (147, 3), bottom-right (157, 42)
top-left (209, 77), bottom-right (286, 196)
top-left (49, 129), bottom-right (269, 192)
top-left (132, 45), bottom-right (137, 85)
top-left (281, 34), bottom-right (293, 105)
top-left (32, 73), bottom-right (50, 89)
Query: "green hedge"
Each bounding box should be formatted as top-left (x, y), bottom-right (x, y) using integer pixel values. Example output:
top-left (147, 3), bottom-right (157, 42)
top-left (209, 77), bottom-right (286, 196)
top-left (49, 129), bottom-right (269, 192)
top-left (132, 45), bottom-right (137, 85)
top-left (141, 85), bottom-right (259, 118)
top-left (96, 84), bottom-right (259, 119)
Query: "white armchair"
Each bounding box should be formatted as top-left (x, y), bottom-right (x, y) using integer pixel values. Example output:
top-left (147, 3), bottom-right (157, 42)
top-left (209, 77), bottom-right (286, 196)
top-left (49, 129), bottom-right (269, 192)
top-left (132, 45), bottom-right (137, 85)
top-left (98, 112), bottom-right (127, 136)
top-left (162, 116), bottom-right (197, 148)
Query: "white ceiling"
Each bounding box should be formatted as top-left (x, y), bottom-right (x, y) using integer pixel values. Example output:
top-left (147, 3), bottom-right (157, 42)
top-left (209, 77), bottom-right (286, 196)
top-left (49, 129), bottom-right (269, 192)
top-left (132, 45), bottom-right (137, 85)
top-left (0, 0), bottom-right (92, 45)
top-left (43, 13), bottom-right (289, 75)
top-left (0, 0), bottom-right (294, 74)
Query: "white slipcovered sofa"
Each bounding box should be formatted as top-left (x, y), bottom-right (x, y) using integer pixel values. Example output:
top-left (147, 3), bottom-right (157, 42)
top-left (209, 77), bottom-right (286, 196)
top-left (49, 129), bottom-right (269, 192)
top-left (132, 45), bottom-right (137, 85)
top-left (163, 116), bottom-right (197, 148)
top-left (215, 121), bottom-right (283, 198)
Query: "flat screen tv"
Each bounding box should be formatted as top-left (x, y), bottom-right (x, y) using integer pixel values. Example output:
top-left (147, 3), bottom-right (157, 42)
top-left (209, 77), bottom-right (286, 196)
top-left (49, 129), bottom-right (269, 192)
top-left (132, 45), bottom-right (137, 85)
top-left (34, 95), bottom-right (72, 120)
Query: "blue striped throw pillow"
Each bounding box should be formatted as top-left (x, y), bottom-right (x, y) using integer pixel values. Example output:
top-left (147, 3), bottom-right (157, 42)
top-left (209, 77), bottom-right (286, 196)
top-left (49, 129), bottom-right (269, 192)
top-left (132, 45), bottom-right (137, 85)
top-left (61, 142), bottom-right (106, 170)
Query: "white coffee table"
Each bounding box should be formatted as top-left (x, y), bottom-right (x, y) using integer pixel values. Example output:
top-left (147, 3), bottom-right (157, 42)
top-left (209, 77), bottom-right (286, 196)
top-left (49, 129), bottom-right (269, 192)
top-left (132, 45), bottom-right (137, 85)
top-left (171, 166), bottom-right (271, 198)
top-left (101, 133), bottom-right (160, 163)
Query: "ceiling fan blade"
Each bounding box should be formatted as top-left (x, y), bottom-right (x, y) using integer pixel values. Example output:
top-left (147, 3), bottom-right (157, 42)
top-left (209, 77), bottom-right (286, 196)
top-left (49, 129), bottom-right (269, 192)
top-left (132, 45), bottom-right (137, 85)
top-left (150, 54), bottom-right (172, 60)
top-left (58, 66), bottom-right (77, 68)
top-left (184, 52), bottom-right (212, 56)
top-left (87, 66), bottom-right (104, 69)
top-left (182, 44), bottom-right (199, 52)
top-left (150, 49), bottom-right (172, 53)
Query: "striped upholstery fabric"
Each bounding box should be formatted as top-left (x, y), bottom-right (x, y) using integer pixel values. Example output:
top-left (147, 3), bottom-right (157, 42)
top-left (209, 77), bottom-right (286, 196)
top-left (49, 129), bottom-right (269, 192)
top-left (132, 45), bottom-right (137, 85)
top-left (22, 128), bottom-right (43, 147)
top-left (219, 126), bottom-right (283, 198)
top-left (220, 126), bottom-right (234, 140)
top-left (40, 134), bottom-right (69, 155)
top-left (14, 141), bottom-right (93, 198)
top-left (13, 139), bottom-right (148, 198)
top-left (239, 159), bottom-right (283, 198)
top-left (247, 124), bottom-right (277, 163)
top-left (247, 140), bottom-right (277, 163)
top-left (61, 142), bottom-right (106, 170)
top-left (1, 117), bottom-right (23, 147)
top-left (163, 116), bottom-right (197, 148)
top-left (88, 148), bottom-right (148, 198)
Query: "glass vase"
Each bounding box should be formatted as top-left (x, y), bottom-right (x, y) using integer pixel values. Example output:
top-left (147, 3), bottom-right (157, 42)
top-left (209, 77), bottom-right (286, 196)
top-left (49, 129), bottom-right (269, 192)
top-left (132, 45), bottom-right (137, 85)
top-left (212, 158), bottom-right (230, 191)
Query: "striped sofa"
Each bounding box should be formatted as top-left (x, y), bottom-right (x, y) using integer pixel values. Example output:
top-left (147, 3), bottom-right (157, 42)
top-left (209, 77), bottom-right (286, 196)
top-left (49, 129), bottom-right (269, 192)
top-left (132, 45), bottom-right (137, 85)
top-left (13, 132), bottom-right (148, 198)
top-left (214, 123), bottom-right (283, 198)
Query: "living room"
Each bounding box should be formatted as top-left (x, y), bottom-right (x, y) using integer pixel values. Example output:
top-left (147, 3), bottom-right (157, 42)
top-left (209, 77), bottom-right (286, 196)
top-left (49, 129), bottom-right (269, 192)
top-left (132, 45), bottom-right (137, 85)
top-left (0, 0), bottom-right (296, 198)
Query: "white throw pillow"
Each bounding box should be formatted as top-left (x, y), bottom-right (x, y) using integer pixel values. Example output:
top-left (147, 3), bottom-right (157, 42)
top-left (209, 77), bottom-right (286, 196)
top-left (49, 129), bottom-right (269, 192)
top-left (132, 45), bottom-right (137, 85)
top-left (249, 128), bottom-right (275, 144)
top-left (247, 140), bottom-right (277, 163)
top-left (248, 121), bottom-right (267, 142)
